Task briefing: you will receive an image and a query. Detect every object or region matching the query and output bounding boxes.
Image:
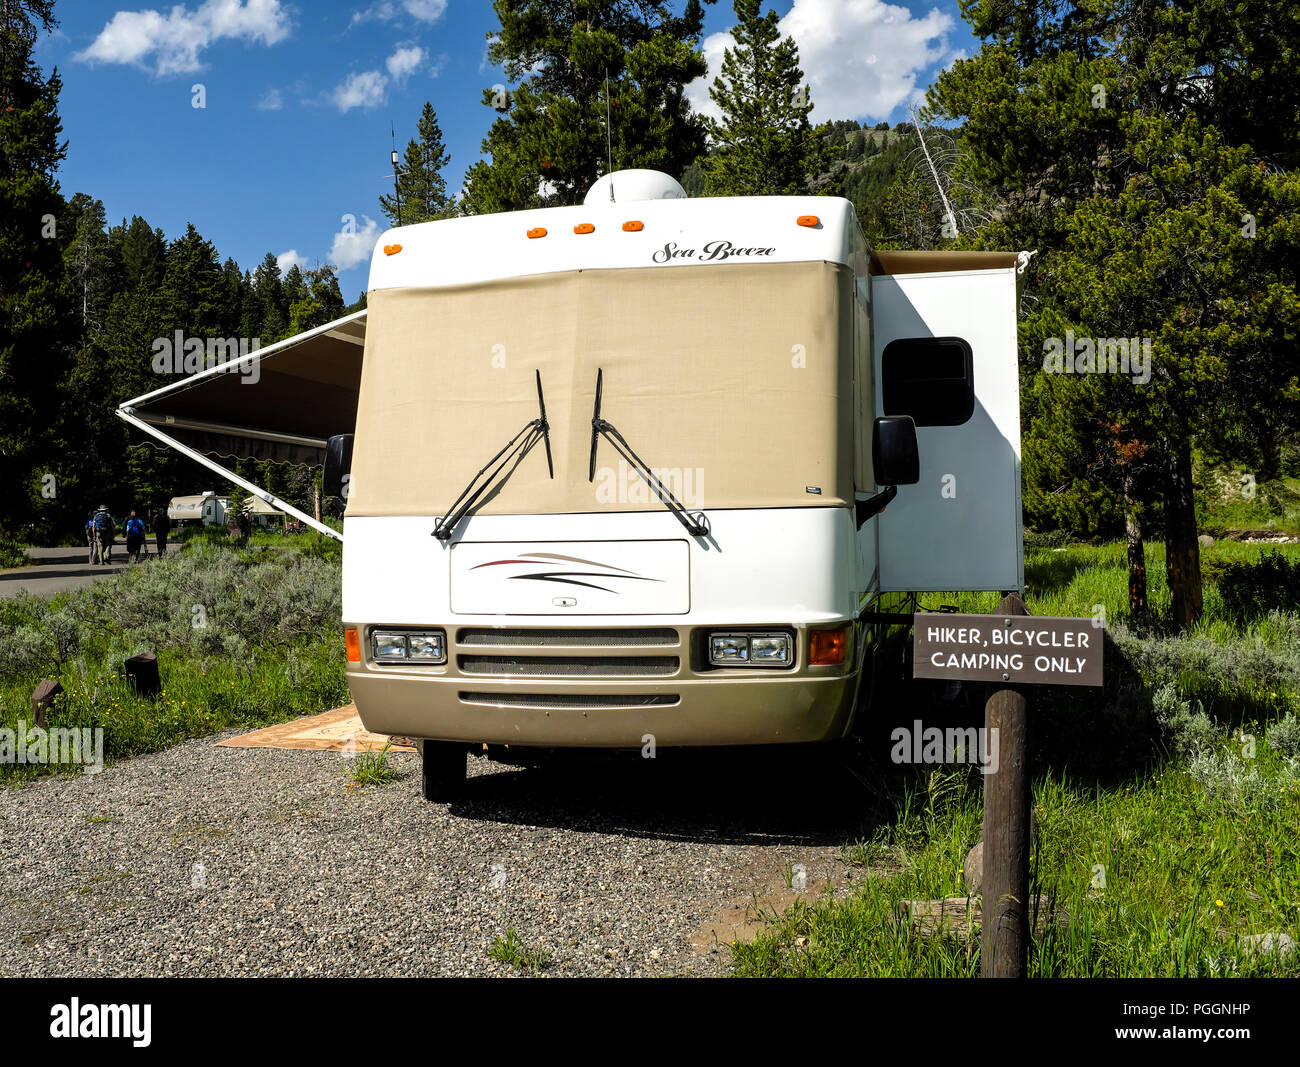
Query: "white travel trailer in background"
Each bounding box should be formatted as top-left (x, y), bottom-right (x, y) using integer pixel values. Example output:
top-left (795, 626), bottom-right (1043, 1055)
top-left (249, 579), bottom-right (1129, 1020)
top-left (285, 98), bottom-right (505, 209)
top-left (167, 491), bottom-right (229, 527)
top-left (119, 169), bottom-right (1023, 800)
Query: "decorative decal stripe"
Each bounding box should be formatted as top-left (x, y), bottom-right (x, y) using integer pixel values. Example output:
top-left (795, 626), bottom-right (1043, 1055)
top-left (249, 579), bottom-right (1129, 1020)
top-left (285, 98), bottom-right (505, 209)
top-left (505, 570), bottom-right (663, 595)
top-left (518, 552), bottom-right (640, 575)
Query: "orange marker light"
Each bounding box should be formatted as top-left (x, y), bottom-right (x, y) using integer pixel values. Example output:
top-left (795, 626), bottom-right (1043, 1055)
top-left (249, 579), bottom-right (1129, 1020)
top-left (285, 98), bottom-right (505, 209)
top-left (796, 215), bottom-right (820, 228)
top-left (345, 628), bottom-right (361, 663)
top-left (383, 243), bottom-right (403, 255)
top-left (527, 227), bottom-right (547, 239)
top-left (809, 627), bottom-right (848, 665)
top-left (622, 220), bottom-right (643, 232)
top-left (574, 223), bottom-right (595, 234)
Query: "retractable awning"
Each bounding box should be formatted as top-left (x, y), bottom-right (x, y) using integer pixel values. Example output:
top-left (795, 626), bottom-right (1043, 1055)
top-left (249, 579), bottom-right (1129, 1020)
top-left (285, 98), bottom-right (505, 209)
top-left (116, 309), bottom-right (366, 541)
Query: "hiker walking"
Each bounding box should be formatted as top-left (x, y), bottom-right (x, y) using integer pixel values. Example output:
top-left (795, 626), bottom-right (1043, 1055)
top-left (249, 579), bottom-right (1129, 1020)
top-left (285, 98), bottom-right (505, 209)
top-left (92, 505), bottom-right (114, 565)
top-left (152, 507), bottom-right (171, 557)
top-left (124, 510), bottom-right (147, 562)
top-left (84, 513), bottom-right (96, 563)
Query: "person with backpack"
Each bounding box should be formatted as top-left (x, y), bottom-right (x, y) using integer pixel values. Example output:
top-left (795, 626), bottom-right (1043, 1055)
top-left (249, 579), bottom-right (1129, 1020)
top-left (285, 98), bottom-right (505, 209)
top-left (92, 506), bottom-right (114, 565)
top-left (124, 510), bottom-right (147, 562)
top-left (152, 507), bottom-right (172, 557)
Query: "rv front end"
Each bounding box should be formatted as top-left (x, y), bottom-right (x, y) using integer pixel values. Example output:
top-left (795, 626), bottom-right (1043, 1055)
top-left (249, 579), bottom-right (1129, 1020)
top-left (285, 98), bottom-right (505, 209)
top-left (341, 508), bottom-right (864, 748)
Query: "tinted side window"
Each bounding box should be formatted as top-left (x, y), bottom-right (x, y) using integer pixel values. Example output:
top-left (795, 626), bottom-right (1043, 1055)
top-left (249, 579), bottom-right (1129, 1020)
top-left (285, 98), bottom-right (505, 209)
top-left (881, 336), bottom-right (974, 427)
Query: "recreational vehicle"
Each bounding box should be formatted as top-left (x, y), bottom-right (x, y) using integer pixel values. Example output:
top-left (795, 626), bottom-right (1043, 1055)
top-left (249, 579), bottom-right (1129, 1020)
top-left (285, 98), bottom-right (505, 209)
top-left (118, 169), bottom-right (1024, 801)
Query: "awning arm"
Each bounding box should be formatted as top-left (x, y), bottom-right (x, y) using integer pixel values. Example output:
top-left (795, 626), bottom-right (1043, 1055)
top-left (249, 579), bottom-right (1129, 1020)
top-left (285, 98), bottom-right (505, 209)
top-left (116, 406), bottom-right (343, 543)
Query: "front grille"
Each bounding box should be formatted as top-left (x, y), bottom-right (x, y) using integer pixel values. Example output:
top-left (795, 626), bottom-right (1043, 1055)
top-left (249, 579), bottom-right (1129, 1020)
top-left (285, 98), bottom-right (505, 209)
top-left (459, 691), bottom-right (680, 709)
top-left (459, 655), bottom-right (679, 677)
top-left (456, 627), bottom-right (679, 648)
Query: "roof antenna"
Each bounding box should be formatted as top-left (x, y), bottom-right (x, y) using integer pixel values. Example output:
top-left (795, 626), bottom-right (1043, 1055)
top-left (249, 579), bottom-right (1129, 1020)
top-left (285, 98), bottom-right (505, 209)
top-left (605, 67), bottom-right (615, 201)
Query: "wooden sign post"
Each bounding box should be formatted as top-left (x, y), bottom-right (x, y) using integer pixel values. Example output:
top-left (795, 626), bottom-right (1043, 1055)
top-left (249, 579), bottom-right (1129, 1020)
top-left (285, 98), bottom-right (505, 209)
top-left (912, 594), bottom-right (1104, 977)
top-left (981, 592), bottom-right (1031, 978)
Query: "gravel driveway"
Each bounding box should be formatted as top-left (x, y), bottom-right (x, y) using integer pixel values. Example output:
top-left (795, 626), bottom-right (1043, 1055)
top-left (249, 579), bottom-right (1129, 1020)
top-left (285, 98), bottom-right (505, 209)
top-left (0, 736), bottom-right (874, 977)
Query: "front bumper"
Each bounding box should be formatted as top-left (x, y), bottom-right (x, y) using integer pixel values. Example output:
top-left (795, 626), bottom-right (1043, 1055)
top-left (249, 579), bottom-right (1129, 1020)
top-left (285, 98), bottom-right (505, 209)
top-left (345, 621), bottom-right (858, 747)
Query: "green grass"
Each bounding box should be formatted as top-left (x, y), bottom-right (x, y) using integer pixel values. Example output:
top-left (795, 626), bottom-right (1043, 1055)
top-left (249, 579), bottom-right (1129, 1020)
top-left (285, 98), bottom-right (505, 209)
top-left (920, 539), bottom-right (1300, 625)
top-left (732, 755), bottom-right (1300, 977)
top-left (734, 540), bottom-right (1300, 977)
top-left (489, 927), bottom-right (553, 974)
top-left (350, 741), bottom-right (400, 787)
top-left (0, 543), bottom-right (347, 784)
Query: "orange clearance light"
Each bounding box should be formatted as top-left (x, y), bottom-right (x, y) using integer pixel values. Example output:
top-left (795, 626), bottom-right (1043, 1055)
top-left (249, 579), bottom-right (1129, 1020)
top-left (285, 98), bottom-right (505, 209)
top-left (383, 243), bottom-right (403, 255)
top-left (574, 223), bottom-right (595, 234)
top-left (345, 628), bottom-right (361, 663)
top-left (527, 227), bottom-right (547, 239)
top-left (809, 627), bottom-right (848, 665)
top-left (796, 215), bottom-right (820, 228)
top-left (622, 220), bottom-right (644, 232)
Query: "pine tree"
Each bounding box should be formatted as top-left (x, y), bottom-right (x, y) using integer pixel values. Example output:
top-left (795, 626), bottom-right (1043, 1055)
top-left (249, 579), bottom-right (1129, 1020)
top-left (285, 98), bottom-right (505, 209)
top-left (286, 264), bottom-right (345, 335)
top-left (380, 102), bottom-right (453, 226)
top-left (702, 0), bottom-right (834, 196)
top-left (0, 0), bottom-right (74, 537)
top-left (461, 0), bottom-right (710, 213)
top-left (931, 0), bottom-right (1300, 629)
top-left (252, 252), bottom-right (286, 342)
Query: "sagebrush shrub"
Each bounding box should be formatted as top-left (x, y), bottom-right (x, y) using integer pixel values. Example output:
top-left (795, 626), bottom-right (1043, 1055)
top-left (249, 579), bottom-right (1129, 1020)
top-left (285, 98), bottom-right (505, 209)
top-left (1151, 683), bottom-right (1219, 760)
top-left (1267, 713), bottom-right (1300, 761)
top-left (1186, 747), bottom-right (1294, 810)
top-left (0, 545), bottom-right (342, 677)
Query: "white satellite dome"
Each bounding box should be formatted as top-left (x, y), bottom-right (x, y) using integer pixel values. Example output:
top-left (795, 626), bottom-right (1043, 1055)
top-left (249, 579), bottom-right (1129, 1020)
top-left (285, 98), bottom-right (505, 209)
top-left (584, 169), bottom-right (687, 206)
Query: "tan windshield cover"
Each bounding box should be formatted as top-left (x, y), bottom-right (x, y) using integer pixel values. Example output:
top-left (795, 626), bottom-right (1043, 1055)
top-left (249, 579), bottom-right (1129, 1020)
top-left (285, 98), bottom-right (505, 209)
top-left (347, 261), bottom-right (853, 518)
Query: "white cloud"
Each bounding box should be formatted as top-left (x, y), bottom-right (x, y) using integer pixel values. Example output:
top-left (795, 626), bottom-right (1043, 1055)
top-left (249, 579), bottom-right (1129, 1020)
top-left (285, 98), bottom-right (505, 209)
top-left (385, 44), bottom-right (425, 83)
top-left (350, 0), bottom-right (447, 27)
top-left (75, 0), bottom-right (291, 76)
top-left (256, 87), bottom-right (283, 110)
top-left (330, 215), bottom-right (381, 271)
top-left (686, 0), bottom-right (953, 124)
top-left (276, 249), bottom-right (306, 273)
top-left (331, 69), bottom-right (387, 112)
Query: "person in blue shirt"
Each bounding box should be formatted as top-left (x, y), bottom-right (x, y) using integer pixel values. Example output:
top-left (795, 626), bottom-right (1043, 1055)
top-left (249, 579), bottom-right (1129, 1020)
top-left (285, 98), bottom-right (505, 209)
top-left (84, 514), bottom-right (96, 564)
top-left (124, 510), bottom-right (147, 562)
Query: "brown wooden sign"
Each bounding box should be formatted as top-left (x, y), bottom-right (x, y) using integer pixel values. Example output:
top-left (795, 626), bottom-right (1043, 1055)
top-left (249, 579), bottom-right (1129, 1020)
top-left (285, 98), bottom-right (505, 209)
top-left (913, 612), bottom-right (1103, 687)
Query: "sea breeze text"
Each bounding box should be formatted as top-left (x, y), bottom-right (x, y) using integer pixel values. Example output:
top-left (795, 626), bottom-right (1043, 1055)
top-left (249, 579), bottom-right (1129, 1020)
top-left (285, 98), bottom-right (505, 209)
top-left (652, 240), bottom-right (776, 264)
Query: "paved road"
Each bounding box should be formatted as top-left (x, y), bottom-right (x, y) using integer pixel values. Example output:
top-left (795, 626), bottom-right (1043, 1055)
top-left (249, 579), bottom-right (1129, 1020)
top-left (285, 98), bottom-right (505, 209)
top-left (0, 543), bottom-right (167, 598)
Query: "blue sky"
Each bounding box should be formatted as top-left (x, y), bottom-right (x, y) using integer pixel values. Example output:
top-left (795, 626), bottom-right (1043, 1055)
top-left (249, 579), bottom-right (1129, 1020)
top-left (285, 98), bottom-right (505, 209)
top-left (39, 0), bottom-right (977, 302)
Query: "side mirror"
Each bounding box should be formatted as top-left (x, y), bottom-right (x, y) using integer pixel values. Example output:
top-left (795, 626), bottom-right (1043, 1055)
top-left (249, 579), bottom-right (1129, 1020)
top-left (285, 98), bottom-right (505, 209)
top-left (872, 415), bottom-right (919, 486)
top-left (323, 434), bottom-right (354, 498)
top-left (856, 416), bottom-right (920, 529)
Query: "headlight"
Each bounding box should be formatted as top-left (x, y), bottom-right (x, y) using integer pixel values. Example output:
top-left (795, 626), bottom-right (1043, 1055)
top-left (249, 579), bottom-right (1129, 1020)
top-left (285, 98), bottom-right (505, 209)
top-left (407, 633), bottom-right (444, 661)
top-left (710, 634), bottom-right (750, 663)
top-left (749, 635), bottom-right (792, 666)
top-left (370, 628), bottom-right (447, 665)
top-left (709, 631), bottom-right (792, 668)
top-left (372, 631), bottom-right (408, 660)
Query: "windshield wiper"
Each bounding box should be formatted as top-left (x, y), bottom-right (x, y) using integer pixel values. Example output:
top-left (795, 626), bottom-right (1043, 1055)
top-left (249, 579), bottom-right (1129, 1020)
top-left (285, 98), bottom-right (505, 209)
top-left (587, 367), bottom-right (709, 537)
top-left (432, 369), bottom-right (554, 541)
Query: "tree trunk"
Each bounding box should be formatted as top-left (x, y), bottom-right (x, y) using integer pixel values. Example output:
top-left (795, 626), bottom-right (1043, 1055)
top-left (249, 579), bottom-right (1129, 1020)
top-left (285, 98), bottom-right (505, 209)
top-left (1164, 439), bottom-right (1202, 630)
top-left (1123, 469), bottom-right (1147, 621)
